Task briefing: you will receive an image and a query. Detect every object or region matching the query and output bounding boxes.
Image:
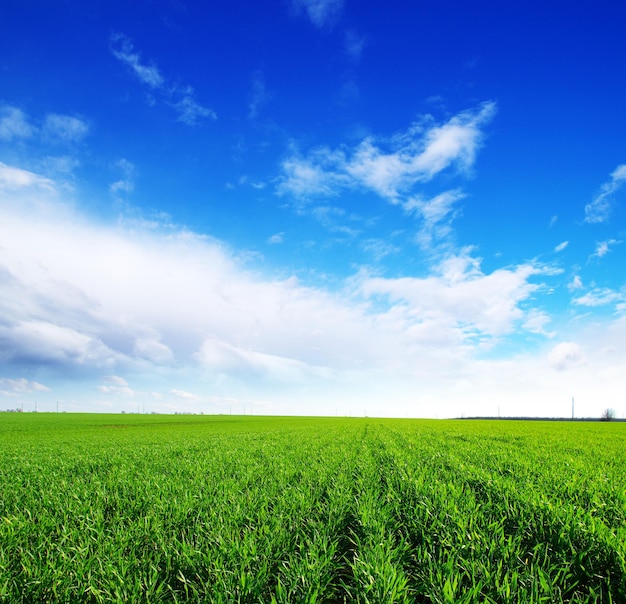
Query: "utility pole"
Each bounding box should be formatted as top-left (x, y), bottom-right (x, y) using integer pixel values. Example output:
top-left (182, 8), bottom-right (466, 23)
top-left (572, 396), bottom-right (575, 420)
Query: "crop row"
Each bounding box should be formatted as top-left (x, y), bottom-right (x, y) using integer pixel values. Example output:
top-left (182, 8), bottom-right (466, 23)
top-left (0, 415), bottom-right (624, 602)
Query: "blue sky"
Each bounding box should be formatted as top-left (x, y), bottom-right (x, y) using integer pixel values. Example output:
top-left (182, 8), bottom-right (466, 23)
top-left (1, 0), bottom-right (625, 417)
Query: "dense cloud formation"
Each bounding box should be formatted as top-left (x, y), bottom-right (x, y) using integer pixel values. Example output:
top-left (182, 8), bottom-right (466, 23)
top-left (2, 161), bottom-right (625, 416)
top-left (1, 1), bottom-right (625, 417)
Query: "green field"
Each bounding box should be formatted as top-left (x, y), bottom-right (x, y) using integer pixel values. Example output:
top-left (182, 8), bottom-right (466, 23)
top-left (1, 414), bottom-right (625, 603)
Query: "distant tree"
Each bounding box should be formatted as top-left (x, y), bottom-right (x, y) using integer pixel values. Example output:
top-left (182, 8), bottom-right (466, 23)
top-left (601, 408), bottom-right (616, 421)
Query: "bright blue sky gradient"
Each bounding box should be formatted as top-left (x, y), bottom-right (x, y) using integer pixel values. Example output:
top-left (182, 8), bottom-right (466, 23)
top-left (1, 0), bottom-right (625, 417)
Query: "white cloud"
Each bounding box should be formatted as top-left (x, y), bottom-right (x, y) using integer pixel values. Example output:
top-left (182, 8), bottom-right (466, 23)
top-left (353, 102), bottom-right (495, 199)
top-left (44, 114), bottom-right (89, 143)
top-left (0, 320), bottom-right (118, 368)
top-left (2, 171), bottom-right (375, 380)
top-left (406, 189), bottom-right (465, 250)
top-left (110, 33), bottom-right (164, 88)
top-left (572, 288), bottom-right (624, 308)
top-left (548, 342), bottom-right (585, 371)
top-left (194, 337), bottom-right (332, 382)
top-left (1, 105), bottom-right (89, 144)
top-left (3, 163), bottom-right (626, 418)
top-left (568, 275), bottom-right (583, 290)
top-left (292, 0), bottom-right (344, 28)
top-left (267, 232), bottom-right (284, 244)
top-left (110, 33), bottom-right (215, 125)
top-left (277, 103), bottom-right (495, 236)
top-left (0, 105), bottom-right (35, 140)
top-left (591, 239), bottom-right (619, 259)
top-left (168, 388), bottom-right (200, 401)
top-left (0, 107), bottom-right (91, 187)
top-left (133, 336), bottom-right (174, 364)
top-left (42, 155), bottom-right (81, 175)
top-left (0, 378), bottom-right (50, 396)
top-left (98, 375), bottom-right (134, 396)
top-left (584, 164), bottom-right (626, 223)
top-left (0, 162), bottom-right (56, 191)
top-left (361, 238), bottom-right (400, 260)
top-left (408, 104), bottom-right (496, 179)
top-left (523, 309), bottom-right (554, 336)
top-left (248, 71), bottom-right (272, 119)
top-left (554, 241), bottom-right (568, 252)
top-left (0, 185), bottom-right (385, 389)
top-left (173, 92), bottom-right (216, 125)
top-left (104, 375), bottom-right (129, 387)
top-left (110, 158), bottom-right (136, 198)
top-left (310, 205), bottom-right (357, 235)
top-left (360, 250), bottom-right (547, 340)
top-left (278, 149), bottom-right (351, 198)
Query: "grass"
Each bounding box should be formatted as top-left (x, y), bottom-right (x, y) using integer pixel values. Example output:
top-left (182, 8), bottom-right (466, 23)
top-left (1, 413), bottom-right (625, 602)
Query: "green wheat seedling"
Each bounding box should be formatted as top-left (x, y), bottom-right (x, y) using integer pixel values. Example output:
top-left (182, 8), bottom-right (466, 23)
top-left (0, 413), bottom-right (624, 602)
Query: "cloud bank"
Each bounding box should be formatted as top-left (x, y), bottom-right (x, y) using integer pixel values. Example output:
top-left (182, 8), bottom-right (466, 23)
top-left (0, 160), bottom-right (581, 413)
top-left (2, 161), bottom-right (626, 417)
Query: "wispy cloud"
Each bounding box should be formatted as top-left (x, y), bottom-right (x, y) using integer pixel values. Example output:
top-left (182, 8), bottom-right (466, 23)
top-left (109, 158), bottom-right (136, 199)
top-left (0, 106), bottom-right (89, 184)
top-left (572, 287), bottom-right (624, 308)
top-left (0, 105), bottom-right (35, 140)
top-left (110, 33), bottom-right (164, 88)
top-left (168, 388), bottom-right (200, 401)
top-left (406, 189), bottom-right (465, 251)
top-left (310, 205), bottom-right (358, 235)
top-left (0, 162), bottom-right (55, 191)
top-left (584, 164), bottom-right (626, 223)
top-left (248, 70), bottom-right (272, 119)
top-left (267, 232), bottom-right (284, 244)
top-left (278, 102), bottom-right (495, 248)
top-left (173, 90), bottom-right (216, 126)
top-left (523, 309), bottom-right (554, 336)
top-left (110, 33), bottom-right (216, 125)
top-left (0, 378), bottom-right (50, 397)
top-left (278, 102), bottom-right (496, 201)
top-left (359, 249), bottom-right (548, 341)
top-left (568, 275), bottom-right (583, 290)
top-left (43, 113), bottom-right (89, 143)
top-left (548, 342), bottom-right (585, 371)
top-left (0, 104), bottom-right (88, 145)
top-left (292, 0), bottom-right (344, 29)
top-left (590, 238), bottom-right (619, 259)
top-left (278, 149), bottom-right (350, 198)
top-left (344, 30), bottom-right (366, 61)
top-left (361, 238), bottom-right (400, 261)
top-left (98, 375), bottom-right (134, 396)
top-left (554, 241), bottom-right (568, 252)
